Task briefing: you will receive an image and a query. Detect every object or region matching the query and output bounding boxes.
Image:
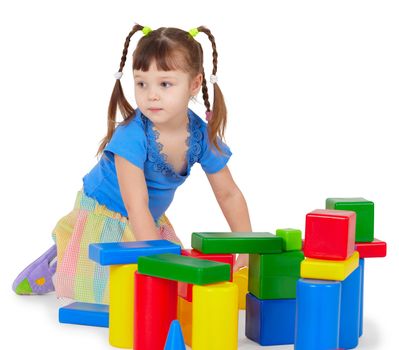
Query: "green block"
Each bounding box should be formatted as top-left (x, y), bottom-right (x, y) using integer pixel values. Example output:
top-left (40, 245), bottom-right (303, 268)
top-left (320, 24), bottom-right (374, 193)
top-left (248, 251), bottom-right (304, 299)
top-left (326, 197), bottom-right (374, 242)
top-left (191, 232), bottom-right (283, 254)
top-left (275, 228), bottom-right (302, 251)
top-left (138, 253), bottom-right (230, 285)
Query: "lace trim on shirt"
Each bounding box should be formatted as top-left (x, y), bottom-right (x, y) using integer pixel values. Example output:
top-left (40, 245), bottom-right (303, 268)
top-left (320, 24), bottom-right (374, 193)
top-left (145, 112), bottom-right (203, 178)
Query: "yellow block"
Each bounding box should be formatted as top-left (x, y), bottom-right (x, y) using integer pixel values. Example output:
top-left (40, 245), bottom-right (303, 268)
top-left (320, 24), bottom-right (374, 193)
top-left (192, 282), bottom-right (238, 350)
top-left (233, 267), bottom-right (248, 310)
top-left (177, 296), bottom-right (192, 347)
top-left (109, 264), bottom-right (137, 348)
top-left (300, 251), bottom-right (359, 281)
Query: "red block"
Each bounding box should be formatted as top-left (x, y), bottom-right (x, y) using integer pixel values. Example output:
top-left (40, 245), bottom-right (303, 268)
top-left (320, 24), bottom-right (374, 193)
top-left (134, 271), bottom-right (177, 350)
top-left (304, 209), bottom-right (356, 260)
top-left (356, 238), bottom-right (387, 258)
top-left (178, 249), bottom-right (235, 302)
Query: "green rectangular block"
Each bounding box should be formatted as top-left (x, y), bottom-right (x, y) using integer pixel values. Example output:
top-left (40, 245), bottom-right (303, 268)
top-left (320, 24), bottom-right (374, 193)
top-left (326, 197), bottom-right (374, 242)
top-left (191, 232), bottom-right (283, 254)
top-left (138, 253), bottom-right (230, 285)
top-left (248, 251), bottom-right (304, 299)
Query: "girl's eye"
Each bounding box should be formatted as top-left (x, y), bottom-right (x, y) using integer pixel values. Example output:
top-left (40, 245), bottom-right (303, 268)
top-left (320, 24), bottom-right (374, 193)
top-left (136, 82), bottom-right (146, 88)
top-left (161, 82), bottom-right (172, 88)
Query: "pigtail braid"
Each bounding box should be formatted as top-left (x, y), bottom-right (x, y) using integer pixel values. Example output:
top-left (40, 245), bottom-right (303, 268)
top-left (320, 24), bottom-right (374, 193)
top-left (96, 23), bottom-right (144, 157)
top-left (197, 26), bottom-right (228, 155)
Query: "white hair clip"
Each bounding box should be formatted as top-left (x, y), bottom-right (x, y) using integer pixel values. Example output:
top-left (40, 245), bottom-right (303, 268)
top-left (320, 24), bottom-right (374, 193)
top-left (114, 71), bottom-right (123, 80)
top-left (210, 74), bottom-right (218, 84)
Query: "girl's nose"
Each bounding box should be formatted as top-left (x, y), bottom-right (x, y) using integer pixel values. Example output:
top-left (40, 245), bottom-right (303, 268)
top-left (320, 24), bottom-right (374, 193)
top-left (148, 89), bottom-right (160, 101)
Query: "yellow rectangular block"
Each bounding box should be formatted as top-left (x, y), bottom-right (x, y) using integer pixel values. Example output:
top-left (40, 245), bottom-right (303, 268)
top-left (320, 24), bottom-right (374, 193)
top-left (233, 267), bottom-right (248, 310)
top-left (192, 282), bottom-right (238, 350)
top-left (109, 264), bottom-right (138, 348)
top-left (177, 296), bottom-right (192, 347)
top-left (300, 251), bottom-right (359, 281)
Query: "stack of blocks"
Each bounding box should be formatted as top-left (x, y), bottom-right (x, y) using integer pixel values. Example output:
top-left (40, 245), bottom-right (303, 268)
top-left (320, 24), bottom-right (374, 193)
top-left (297, 197), bottom-right (386, 350)
top-left (56, 197), bottom-right (387, 350)
top-left (59, 238), bottom-right (242, 350)
top-left (189, 231), bottom-right (285, 349)
top-left (245, 228), bottom-right (304, 346)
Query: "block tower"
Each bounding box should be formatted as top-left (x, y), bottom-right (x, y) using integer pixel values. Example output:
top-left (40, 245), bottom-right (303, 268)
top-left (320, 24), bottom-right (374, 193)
top-left (190, 232), bottom-right (284, 347)
top-left (245, 228), bottom-right (304, 346)
top-left (296, 198), bottom-right (386, 349)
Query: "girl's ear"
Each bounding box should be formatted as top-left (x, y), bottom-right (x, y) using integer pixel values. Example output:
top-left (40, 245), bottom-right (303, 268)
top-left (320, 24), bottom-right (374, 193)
top-left (191, 73), bottom-right (203, 96)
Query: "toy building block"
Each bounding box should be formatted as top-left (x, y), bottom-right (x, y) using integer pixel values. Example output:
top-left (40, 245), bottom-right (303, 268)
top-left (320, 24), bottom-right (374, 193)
top-left (356, 238), bottom-right (387, 258)
top-left (192, 282), bottom-right (238, 350)
top-left (164, 320), bottom-right (186, 350)
top-left (304, 209), bottom-right (356, 260)
top-left (295, 279), bottom-right (341, 350)
top-left (300, 251), bottom-right (359, 281)
top-left (191, 232), bottom-right (283, 254)
top-left (339, 265), bottom-right (361, 349)
top-left (59, 302), bottom-right (109, 328)
top-left (138, 253), bottom-right (230, 285)
top-left (178, 296), bottom-right (192, 347)
top-left (359, 258), bottom-right (365, 337)
top-left (248, 251), bottom-right (304, 299)
top-left (89, 240), bottom-right (181, 265)
top-left (233, 267), bottom-right (248, 310)
top-left (109, 264), bottom-right (137, 348)
top-left (276, 228), bottom-right (302, 251)
top-left (326, 197), bottom-right (374, 242)
top-left (178, 249), bottom-right (235, 302)
top-left (134, 271), bottom-right (177, 350)
top-left (245, 293), bottom-right (296, 346)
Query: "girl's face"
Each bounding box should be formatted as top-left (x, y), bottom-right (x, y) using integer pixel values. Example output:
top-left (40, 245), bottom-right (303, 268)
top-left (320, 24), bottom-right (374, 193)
top-left (133, 61), bottom-right (202, 130)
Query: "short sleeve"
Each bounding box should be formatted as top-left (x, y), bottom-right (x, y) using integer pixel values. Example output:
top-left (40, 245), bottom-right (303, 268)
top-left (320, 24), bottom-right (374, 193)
top-left (104, 117), bottom-right (147, 169)
top-left (200, 128), bottom-right (232, 174)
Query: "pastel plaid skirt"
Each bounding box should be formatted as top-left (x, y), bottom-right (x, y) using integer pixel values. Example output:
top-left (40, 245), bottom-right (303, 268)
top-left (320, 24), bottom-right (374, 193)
top-left (52, 190), bottom-right (181, 304)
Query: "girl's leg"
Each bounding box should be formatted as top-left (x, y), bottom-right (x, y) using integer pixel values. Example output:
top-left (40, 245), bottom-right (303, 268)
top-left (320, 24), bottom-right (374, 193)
top-left (12, 245), bottom-right (57, 295)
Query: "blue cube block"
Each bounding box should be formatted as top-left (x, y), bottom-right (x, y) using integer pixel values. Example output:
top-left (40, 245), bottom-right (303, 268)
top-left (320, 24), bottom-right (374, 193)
top-left (89, 240), bottom-right (181, 265)
top-left (59, 302), bottom-right (109, 327)
top-left (339, 265), bottom-right (361, 349)
top-left (295, 279), bottom-right (341, 350)
top-left (245, 293), bottom-right (296, 345)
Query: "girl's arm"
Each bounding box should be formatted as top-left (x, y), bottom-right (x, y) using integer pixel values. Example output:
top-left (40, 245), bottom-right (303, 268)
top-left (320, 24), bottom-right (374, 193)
top-left (115, 155), bottom-right (162, 241)
top-left (206, 165), bottom-right (252, 272)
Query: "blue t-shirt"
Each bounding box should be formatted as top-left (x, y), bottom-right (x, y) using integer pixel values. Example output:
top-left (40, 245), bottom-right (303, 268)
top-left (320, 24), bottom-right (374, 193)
top-left (83, 108), bottom-right (232, 222)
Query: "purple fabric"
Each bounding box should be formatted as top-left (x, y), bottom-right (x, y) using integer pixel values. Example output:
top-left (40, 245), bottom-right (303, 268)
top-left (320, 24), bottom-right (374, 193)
top-left (13, 245), bottom-right (57, 294)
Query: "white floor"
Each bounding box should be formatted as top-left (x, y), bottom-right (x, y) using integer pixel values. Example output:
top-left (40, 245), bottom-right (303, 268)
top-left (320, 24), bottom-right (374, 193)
top-left (2, 290), bottom-right (388, 350)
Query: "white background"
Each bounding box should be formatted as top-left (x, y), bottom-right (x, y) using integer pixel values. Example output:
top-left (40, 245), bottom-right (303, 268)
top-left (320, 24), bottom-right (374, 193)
top-left (1, 0), bottom-right (398, 349)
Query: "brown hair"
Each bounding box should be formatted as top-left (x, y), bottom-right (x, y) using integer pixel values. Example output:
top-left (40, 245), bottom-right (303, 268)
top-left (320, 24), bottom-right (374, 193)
top-left (96, 24), bottom-right (228, 157)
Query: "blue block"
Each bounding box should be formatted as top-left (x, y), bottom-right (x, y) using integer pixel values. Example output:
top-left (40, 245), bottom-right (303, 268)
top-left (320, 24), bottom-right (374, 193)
top-left (59, 302), bottom-right (109, 327)
top-left (295, 279), bottom-right (341, 350)
top-left (164, 320), bottom-right (186, 350)
top-left (245, 293), bottom-right (296, 346)
top-left (359, 258), bottom-right (365, 337)
top-left (339, 265), bottom-right (361, 349)
top-left (89, 240), bottom-right (181, 265)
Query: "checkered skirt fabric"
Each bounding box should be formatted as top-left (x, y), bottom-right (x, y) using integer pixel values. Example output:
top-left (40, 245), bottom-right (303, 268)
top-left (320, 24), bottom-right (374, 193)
top-left (52, 190), bottom-right (181, 304)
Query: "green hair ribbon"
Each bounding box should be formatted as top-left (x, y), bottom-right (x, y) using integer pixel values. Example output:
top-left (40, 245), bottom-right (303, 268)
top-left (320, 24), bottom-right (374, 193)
top-left (142, 26), bottom-right (152, 36)
top-left (188, 28), bottom-right (199, 38)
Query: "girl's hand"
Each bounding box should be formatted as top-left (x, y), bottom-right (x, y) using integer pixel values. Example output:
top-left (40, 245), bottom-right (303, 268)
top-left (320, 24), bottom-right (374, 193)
top-left (233, 254), bottom-right (249, 273)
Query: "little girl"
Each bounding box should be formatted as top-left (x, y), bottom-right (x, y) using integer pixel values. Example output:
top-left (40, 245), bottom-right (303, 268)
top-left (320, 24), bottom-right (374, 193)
top-left (12, 24), bottom-right (252, 304)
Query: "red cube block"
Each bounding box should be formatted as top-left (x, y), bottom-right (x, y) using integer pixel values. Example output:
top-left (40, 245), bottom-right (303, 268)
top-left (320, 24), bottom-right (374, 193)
top-left (304, 209), bottom-right (356, 260)
top-left (356, 238), bottom-right (387, 258)
top-left (178, 249), bottom-right (235, 302)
